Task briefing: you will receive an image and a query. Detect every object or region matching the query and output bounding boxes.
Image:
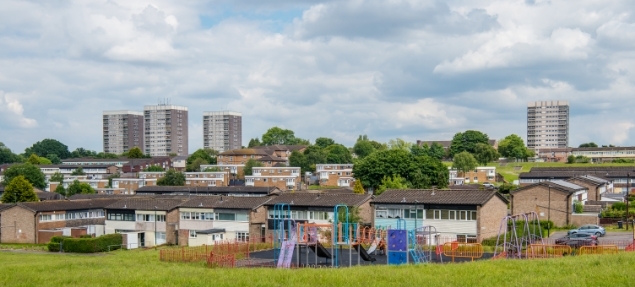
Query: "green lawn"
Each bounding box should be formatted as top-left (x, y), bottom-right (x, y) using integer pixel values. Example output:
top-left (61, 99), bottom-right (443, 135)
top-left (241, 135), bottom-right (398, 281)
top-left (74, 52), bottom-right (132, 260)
top-left (1, 249), bottom-right (635, 286)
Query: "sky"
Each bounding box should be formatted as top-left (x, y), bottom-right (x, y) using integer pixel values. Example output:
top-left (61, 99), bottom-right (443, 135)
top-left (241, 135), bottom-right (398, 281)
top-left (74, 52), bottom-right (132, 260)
top-left (1, 0), bottom-right (635, 154)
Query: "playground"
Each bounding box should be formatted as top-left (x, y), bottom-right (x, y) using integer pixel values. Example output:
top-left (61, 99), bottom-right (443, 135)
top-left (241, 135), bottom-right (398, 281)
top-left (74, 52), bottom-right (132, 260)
top-left (158, 204), bottom-right (635, 269)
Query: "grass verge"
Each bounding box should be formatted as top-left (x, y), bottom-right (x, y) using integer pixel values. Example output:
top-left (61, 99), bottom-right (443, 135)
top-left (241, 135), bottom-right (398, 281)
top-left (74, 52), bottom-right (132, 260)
top-left (1, 249), bottom-right (635, 286)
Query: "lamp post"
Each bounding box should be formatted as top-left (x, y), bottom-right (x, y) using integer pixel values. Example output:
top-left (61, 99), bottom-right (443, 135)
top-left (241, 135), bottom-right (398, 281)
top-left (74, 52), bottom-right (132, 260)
top-left (627, 173), bottom-right (630, 231)
top-left (548, 184), bottom-right (551, 237)
top-left (414, 200), bottom-right (419, 230)
top-left (154, 206), bottom-right (158, 246)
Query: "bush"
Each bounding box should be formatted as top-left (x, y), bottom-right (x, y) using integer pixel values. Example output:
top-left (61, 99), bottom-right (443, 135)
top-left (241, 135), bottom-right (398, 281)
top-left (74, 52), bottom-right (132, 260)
top-left (539, 220), bottom-right (554, 230)
top-left (612, 158), bottom-right (635, 163)
top-left (47, 236), bottom-right (72, 252)
top-left (573, 200), bottom-right (583, 213)
top-left (497, 183), bottom-right (517, 194)
top-left (49, 234), bottom-right (122, 253)
top-left (612, 202), bottom-right (626, 211)
top-left (80, 234), bottom-right (93, 238)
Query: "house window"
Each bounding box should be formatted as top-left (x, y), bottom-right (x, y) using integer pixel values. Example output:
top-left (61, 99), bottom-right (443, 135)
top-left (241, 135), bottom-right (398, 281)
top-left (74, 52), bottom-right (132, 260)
top-left (216, 213), bottom-right (236, 221)
top-left (236, 232), bottom-right (250, 242)
top-left (156, 232), bottom-right (166, 241)
top-left (40, 214), bottom-right (53, 221)
top-left (157, 215), bottom-right (166, 222)
top-left (189, 230), bottom-right (197, 238)
top-left (460, 211), bottom-right (468, 220)
top-left (449, 210), bottom-right (456, 220)
top-left (181, 212), bottom-right (191, 220)
top-left (136, 214), bottom-right (155, 222)
top-left (375, 210), bottom-right (388, 218)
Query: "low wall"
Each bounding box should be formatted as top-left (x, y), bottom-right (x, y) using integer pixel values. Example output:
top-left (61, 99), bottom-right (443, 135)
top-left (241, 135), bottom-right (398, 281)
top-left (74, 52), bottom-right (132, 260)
top-left (571, 213), bottom-right (599, 226)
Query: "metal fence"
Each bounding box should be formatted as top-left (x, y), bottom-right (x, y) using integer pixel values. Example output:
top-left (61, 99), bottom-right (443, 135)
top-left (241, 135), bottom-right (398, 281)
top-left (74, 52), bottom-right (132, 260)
top-left (159, 236), bottom-right (273, 264)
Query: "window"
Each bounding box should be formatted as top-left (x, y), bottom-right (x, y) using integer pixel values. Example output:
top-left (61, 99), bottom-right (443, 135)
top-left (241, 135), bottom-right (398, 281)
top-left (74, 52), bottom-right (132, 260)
top-left (449, 210), bottom-right (456, 220)
top-left (375, 210), bottom-right (388, 218)
top-left (216, 213), bottom-right (236, 221)
top-left (403, 209), bottom-right (423, 219)
top-left (40, 214), bottom-right (53, 221)
top-left (107, 212), bottom-right (135, 221)
top-left (460, 211), bottom-right (468, 220)
top-left (181, 212), bottom-right (191, 220)
top-left (236, 213), bottom-right (248, 221)
top-left (189, 230), bottom-right (197, 238)
top-left (157, 215), bottom-right (166, 222)
top-left (136, 214), bottom-right (155, 222)
top-left (236, 232), bottom-right (250, 242)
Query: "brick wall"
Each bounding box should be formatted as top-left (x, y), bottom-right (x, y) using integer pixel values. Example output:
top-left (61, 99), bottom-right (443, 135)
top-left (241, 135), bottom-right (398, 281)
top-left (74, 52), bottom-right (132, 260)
top-left (357, 200), bottom-right (373, 225)
top-left (0, 206), bottom-right (36, 244)
top-left (249, 206), bottom-right (268, 239)
top-left (571, 214), bottom-right (599, 227)
top-left (166, 209), bottom-right (179, 245)
top-left (38, 230), bottom-right (63, 244)
top-left (567, 179), bottom-right (600, 201)
top-left (477, 196), bottom-right (508, 241)
top-left (512, 185), bottom-right (572, 227)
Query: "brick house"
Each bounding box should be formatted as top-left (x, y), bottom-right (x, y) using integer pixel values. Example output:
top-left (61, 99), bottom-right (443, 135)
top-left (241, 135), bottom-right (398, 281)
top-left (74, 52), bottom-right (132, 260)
top-left (315, 164), bottom-right (354, 187)
top-left (511, 180), bottom-right (589, 227)
top-left (566, 175), bottom-right (611, 201)
top-left (217, 145), bottom-right (307, 177)
top-left (537, 148), bottom-right (572, 162)
top-left (263, 192), bottom-right (373, 237)
top-left (134, 186), bottom-right (280, 197)
top-left (105, 198), bottom-right (185, 247)
top-left (448, 166), bottom-right (497, 185)
top-left (0, 199), bottom-right (120, 244)
top-left (112, 178), bottom-right (157, 194)
top-left (245, 167), bottom-right (301, 191)
top-left (371, 189), bottom-right (508, 242)
top-left (177, 196), bottom-right (272, 246)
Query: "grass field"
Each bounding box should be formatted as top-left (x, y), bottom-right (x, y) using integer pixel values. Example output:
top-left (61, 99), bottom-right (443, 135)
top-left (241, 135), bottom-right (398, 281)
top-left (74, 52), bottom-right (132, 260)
top-left (1, 249), bottom-right (635, 286)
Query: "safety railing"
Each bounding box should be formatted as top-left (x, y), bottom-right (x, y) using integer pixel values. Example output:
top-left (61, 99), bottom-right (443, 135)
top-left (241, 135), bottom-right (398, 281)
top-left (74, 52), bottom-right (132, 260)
top-left (442, 242), bottom-right (484, 262)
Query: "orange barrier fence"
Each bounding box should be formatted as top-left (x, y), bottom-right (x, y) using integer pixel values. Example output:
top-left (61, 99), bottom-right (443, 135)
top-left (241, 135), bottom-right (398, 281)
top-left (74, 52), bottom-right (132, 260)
top-left (579, 245), bottom-right (619, 255)
top-left (159, 236), bottom-right (272, 264)
top-left (527, 244), bottom-right (572, 258)
top-left (442, 242), bottom-right (483, 262)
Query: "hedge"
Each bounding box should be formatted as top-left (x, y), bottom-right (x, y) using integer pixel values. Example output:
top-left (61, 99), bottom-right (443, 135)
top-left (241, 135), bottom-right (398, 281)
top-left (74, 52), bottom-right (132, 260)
top-left (47, 234), bottom-right (123, 253)
top-left (47, 236), bottom-right (72, 252)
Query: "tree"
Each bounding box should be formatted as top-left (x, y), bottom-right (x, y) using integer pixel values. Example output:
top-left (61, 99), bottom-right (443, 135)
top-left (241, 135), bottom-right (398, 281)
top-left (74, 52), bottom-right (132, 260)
top-left (353, 180), bottom-right (365, 194)
top-left (0, 142), bottom-right (20, 164)
top-left (145, 165), bottom-right (164, 172)
top-left (498, 134), bottom-right (530, 160)
top-left (24, 139), bottom-right (71, 159)
top-left (70, 148), bottom-right (97, 158)
top-left (186, 148), bottom-right (217, 171)
top-left (473, 143), bottom-right (499, 165)
top-left (410, 144), bottom-right (430, 157)
top-left (388, 138), bottom-right (413, 151)
top-left (497, 183), bottom-right (517, 194)
top-left (66, 180), bottom-right (96, 197)
top-left (428, 142), bottom-right (446, 160)
top-left (2, 163), bottom-right (46, 189)
top-left (325, 144), bottom-right (353, 164)
top-left (71, 166), bottom-right (86, 176)
top-left (579, 142), bottom-right (598, 148)
top-left (567, 155), bottom-right (576, 164)
top-left (247, 138), bottom-right (261, 148)
top-left (261, 127), bottom-right (308, 145)
top-left (452, 151), bottom-right (478, 174)
top-left (38, 157), bottom-right (52, 165)
top-left (54, 184), bottom-right (66, 196)
top-left (127, 147), bottom-right (144, 159)
top-left (337, 206), bottom-right (363, 223)
top-left (49, 172), bottom-right (64, 183)
top-left (27, 153), bottom-right (41, 165)
top-left (315, 137), bottom-right (336, 149)
top-left (95, 152), bottom-right (119, 159)
top-left (353, 140), bottom-right (375, 159)
top-left (376, 175), bottom-right (409, 195)
top-left (289, 151), bottom-right (310, 174)
top-left (353, 149), bottom-right (448, 190)
top-left (46, 154), bottom-right (61, 164)
top-left (243, 159), bottom-right (264, 176)
top-left (1, 176), bottom-right (38, 203)
top-left (303, 145), bottom-right (327, 170)
top-left (203, 167), bottom-right (221, 172)
top-left (156, 169), bottom-right (186, 186)
top-left (449, 131), bottom-right (489, 157)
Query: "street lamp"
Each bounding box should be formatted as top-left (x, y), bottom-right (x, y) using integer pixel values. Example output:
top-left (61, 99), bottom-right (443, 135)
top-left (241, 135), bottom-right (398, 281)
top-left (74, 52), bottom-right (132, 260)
top-left (627, 173), bottom-right (630, 231)
top-left (154, 206), bottom-right (158, 246)
top-left (548, 177), bottom-right (553, 238)
top-left (414, 200), bottom-right (419, 230)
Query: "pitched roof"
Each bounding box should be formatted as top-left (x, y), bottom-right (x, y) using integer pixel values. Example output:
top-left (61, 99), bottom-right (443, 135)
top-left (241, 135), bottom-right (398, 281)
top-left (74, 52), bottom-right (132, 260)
top-left (36, 192), bottom-right (64, 201)
top-left (264, 193), bottom-right (372, 207)
top-left (180, 196), bottom-right (272, 210)
top-left (526, 166), bottom-right (635, 178)
top-left (566, 175), bottom-right (609, 186)
top-left (372, 189), bottom-right (508, 205)
top-left (220, 149), bottom-right (269, 156)
top-left (68, 194), bottom-right (138, 200)
top-left (106, 198), bottom-right (185, 211)
top-left (511, 181), bottom-right (587, 195)
top-left (0, 203), bottom-right (14, 212)
top-left (135, 186), bottom-right (279, 194)
top-left (18, 198), bottom-right (122, 212)
top-left (572, 146), bottom-right (635, 152)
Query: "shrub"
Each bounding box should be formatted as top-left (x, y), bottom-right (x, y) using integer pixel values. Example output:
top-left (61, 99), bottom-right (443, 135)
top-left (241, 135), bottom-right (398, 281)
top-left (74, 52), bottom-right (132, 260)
top-left (47, 236), bottom-right (72, 252)
top-left (539, 220), bottom-right (554, 230)
top-left (573, 200), bottom-right (583, 213)
top-left (612, 158), bottom-right (635, 163)
top-left (49, 234), bottom-right (122, 253)
top-left (612, 202), bottom-right (626, 211)
top-left (80, 234), bottom-right (93, 238)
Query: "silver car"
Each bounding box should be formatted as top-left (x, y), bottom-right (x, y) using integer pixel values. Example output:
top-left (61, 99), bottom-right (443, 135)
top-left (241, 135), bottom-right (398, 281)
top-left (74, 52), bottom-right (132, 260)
top-left (567, 224), bottom-right (606, 237)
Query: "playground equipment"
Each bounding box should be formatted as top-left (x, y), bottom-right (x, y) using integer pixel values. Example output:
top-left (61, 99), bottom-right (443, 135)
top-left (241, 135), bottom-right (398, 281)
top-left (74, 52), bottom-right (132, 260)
top-left (272, 203), bottom-right (296, 267)
top-left (442, 242), bottom-right (484, 262)
top-left (493, 212), bottom-right (544, 259)
top-left (408, 226), bottom-right (438, 263)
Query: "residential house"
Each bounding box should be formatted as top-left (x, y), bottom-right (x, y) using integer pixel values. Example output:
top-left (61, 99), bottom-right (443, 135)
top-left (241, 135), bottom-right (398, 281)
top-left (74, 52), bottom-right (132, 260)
top-left (135, 186), bottom-right (280, 197)
top-left (371, 189), bottom-right (508, 242)
top-left (171, 155), bottom-right (188, 172)
top-left (200, 164), bottom-right (244, 179)
top-left (177, 196), bottom-right (272, 246)
top-left (112, 178), bottom-right (157, 194)
top-left (566, 175), bottom-right (612, 201)
top-left (315, 164), bottom-right (354, 187)
top-left (536, 148), bottom-right (572, 162)
top-left (185, 172), bottom-right (230, 187)
top-left (511, 180), bottom-right (595, 227)
top-left (571, 146), bottom-right (635, 163)
top-left (518, 167), bottom-right (627, 193)
top-left (0, 199), bottom-right (120, 244)
top-left (245, 167), bottom-right (301, 191)
top-left (448, 166), bottom-right (497, 185)
top-left (120, 157), bottom-right (173, 173)
top-left (217, 145), bottom-right (307, 176)
top-left (105, 198), bottom-right (185, 247)
top-left (62, 158), bottom-right (131, 167)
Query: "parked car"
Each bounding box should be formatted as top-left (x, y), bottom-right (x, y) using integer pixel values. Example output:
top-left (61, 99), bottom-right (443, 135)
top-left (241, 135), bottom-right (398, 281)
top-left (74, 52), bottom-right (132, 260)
top-left (482, 182), bottom-right (496, 189)
top-left (568, 224), bottom-right (606, 237)
top-left (555, 233), bottom-right (598, 245)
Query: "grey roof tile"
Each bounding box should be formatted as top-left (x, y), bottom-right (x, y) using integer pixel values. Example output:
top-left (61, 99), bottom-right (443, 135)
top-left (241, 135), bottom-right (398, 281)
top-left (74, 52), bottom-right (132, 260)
top-left (372, 189), bottom-right (508, 205)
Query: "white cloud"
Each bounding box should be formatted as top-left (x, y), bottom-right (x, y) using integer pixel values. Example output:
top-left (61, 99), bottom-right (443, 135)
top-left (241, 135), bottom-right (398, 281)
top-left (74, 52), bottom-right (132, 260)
top-left (0, 91), bottom-right (37, 128)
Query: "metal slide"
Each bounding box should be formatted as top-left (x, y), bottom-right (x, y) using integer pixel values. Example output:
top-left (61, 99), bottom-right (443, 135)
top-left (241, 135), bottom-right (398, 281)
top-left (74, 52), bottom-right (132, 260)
top-left (353, 244), bottom-right (377, 262)
top-left (308, 241), bottom-right (333, 259)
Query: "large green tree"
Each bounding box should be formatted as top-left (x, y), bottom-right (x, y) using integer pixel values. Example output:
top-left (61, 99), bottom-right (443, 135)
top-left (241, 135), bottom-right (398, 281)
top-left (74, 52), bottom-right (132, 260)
top-left (448, 131), bottom-right (489, 157)
top-left (186, 148), bottom-right (217, 171)
top-left (388, 138), bottom-right (413, 151)
top-left (24, 139), bottom-right (71, 159)
top-left (314, 137), bottom-right (336, 149)
top-left (247, 138), bottom-right (261, 148)
top-left (2, 163), bottom-right (46, 189)
top-left (289, 151), bottom-right (310, 174)
top-left (579, 142), bottom-right (598, 148)
top-left (428, 142), bottom-right (446, 160)
top-left (303, 145), bottom-right (327, 171)
top-left (71, 166), bottom-right (86, 176)
top-left (325, 144), bottom-right (353, 164)
top-left (498, 134), bottom-right (533, 161)
top-left (27, 153), bottom-right (41, 165)
top-left (156, 169), bottom-right (186, 186)
top-left (49, 172), bottom-right (64, 183)
top-left (353, 149), bottom-right (448, 190)
top-left (452, 151), bottom-right (478, 174)
top-left (261, 127), bottom-right (309, 145)
top-left (243, 159), bottom-right (264, 176)
top-left (70, 148), bottom-right (97, 158)
top-left (127, 147), bottom-right (144, 159)
top-left (46, 154), bottom-right (61, 164)
top-left (1, 175), bottom-right (38, 203)
top-left (353, 140), bottom-right (375, 159)
top-left (65, 180), bottom-right (96, 197)
top-left (0, 142), bottom-right (20, 164)
top-left (473, 143), bottom-right (499, 165)
top-left (145, 165), bottom-right (165, 172)
top-left (376, 175), bottom-right (409, 195)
